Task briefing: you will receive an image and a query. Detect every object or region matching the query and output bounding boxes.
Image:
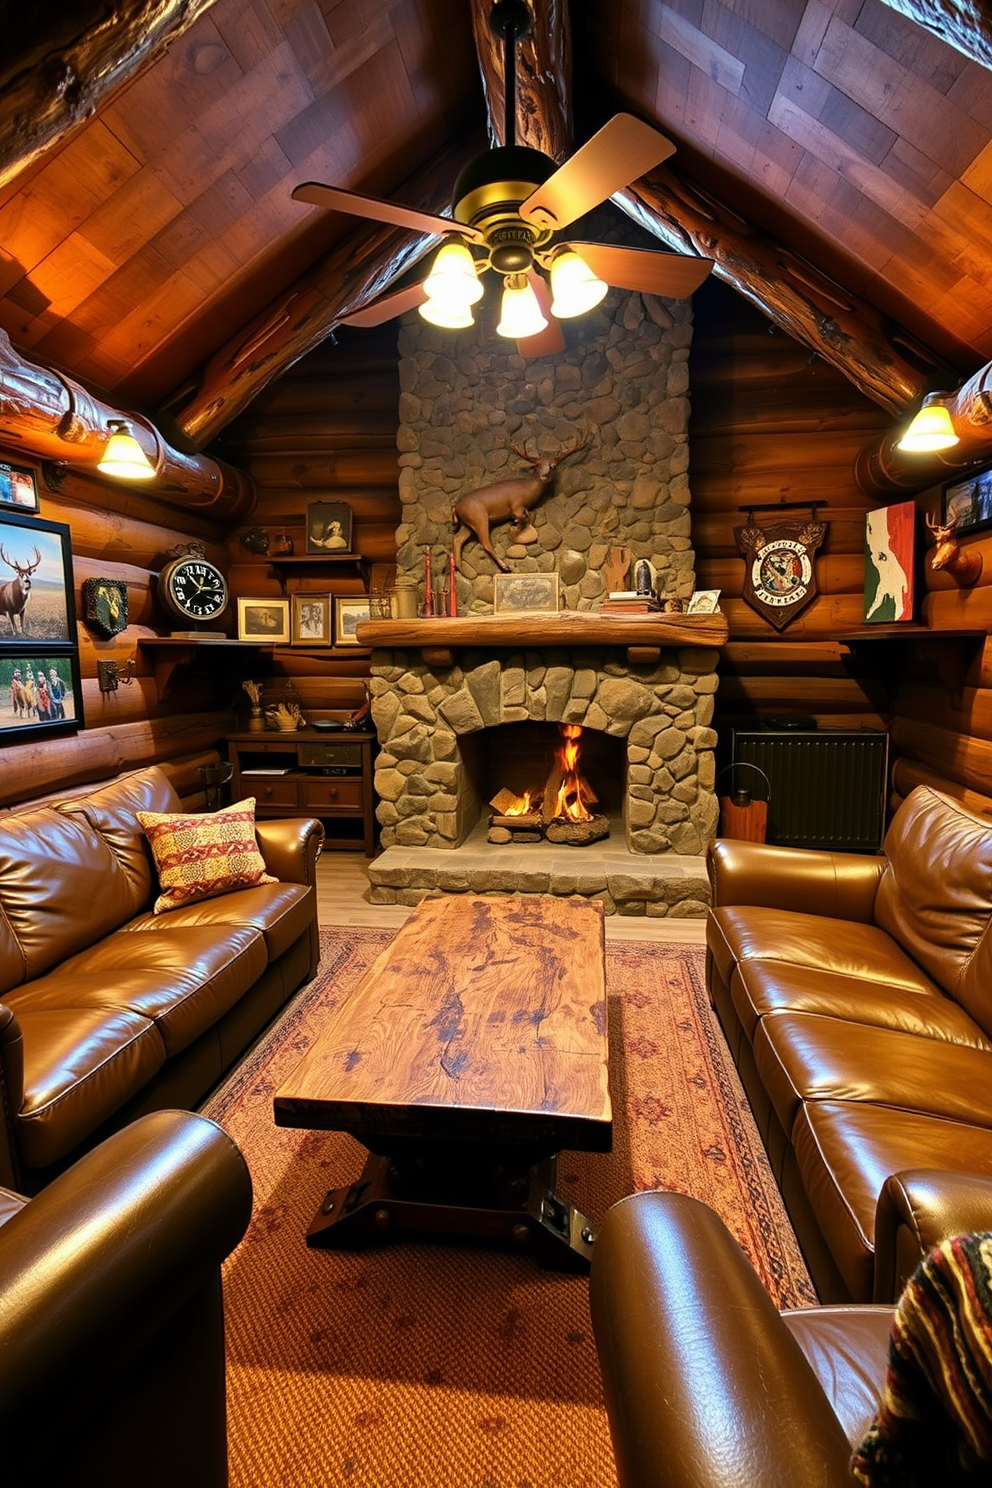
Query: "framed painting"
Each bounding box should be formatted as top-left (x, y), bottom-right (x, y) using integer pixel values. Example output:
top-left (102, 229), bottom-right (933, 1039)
top-left (0, 511), bottom-right (75, 643)
top-left (333, 596), bottom-right (371, 647)
top-left (0, 460), bottom-right (39, 513)
top-left (687, 589), bottom-right (721, 614)
top-left (237, 597), bottom-right (290, 643)
top-left (306, 500), bottom-right (353, 555)
top-left (492, 571), bottom-right (560, 614)
top-left (291, 593), bottom-right (331, 645)
top-left (942, 465), bottom-right (992, 534)
top-left (0, 651), bottom-right (83, 743)
top-left (864, 501), bottom-right (916, 623)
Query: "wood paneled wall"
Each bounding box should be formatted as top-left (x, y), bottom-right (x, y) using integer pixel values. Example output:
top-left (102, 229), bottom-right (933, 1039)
top-left (217, 324), bottom-right (401, 717)
top-left (691, 278), bottom-right (992, 819)
top-left (0, 454), bottom-right (235, 806)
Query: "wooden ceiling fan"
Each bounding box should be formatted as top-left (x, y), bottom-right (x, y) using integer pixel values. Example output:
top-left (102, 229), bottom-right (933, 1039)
top-left (291, 1), bottom-right (713, 349)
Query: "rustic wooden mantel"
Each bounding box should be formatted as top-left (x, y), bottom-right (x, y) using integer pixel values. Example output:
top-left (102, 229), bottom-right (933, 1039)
top-left (356, 609), bottom-right (728, 667)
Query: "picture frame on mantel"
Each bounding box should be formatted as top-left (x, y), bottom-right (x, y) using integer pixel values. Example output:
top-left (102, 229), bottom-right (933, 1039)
top-left (333, 596), bottom-right (371, 647)
top-left (291, 592), bottom-right (331, 646)
top-left (237, 597), bottom-right (291, 643)
top-left (492, 571), bottom-right (560, 614)
top-left (306, 500), bottom-right (353, 555)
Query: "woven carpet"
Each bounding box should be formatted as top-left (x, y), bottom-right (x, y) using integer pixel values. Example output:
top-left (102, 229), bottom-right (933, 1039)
top-left (203, 925), bottom-right (815, 1488)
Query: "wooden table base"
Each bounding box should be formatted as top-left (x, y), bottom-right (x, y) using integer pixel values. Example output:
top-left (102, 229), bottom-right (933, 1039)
top-left (305, 1150), bottom-right (598, 1272)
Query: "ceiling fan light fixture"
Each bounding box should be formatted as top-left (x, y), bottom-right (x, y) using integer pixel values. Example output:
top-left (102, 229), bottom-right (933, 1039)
top-left (418, 296), bottom-right (476, 330)
top-left (422, 241), bottom-right (484, 306)
top-left (549, 250), bottom-right (609, 318)
top-left (896, 396), bottom-right (959, 453)
top-left (97, 420), bottom-right (156, 480)
top-left (496, 274), bottom-right (547, 339)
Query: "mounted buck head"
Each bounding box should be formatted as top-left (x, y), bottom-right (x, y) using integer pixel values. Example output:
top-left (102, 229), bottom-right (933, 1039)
top-left (0, 544), bottom-right (41, 635)
top-left (505, 425), bottom-right (591, 484)
top-left (926, 512), bottom-right (983, 588)
top-left (0, 544), bottom-right (41, 583)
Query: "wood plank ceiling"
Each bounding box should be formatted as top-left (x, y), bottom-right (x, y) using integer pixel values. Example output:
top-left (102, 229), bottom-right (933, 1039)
top-left (3, 0), bottom-right (992, 452)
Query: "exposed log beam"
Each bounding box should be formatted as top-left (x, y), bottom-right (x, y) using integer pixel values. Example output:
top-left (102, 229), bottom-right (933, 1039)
top-left (855, 360), bottom-right (992, 497)
top-left (876, 0), bottom-right (992, 69)
top-left (0, 331), bottom-right (254, 519)
top-left (0, 0), bottom-right (221, 191)
top-left (169, 136), bottom-right (482, 448)
top-left (470, 0), bottom-right (572, 156)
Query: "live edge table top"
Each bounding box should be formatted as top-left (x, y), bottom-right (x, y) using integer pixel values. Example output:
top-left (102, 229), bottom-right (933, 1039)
top-left (273, 894), bottom-right (612, 1156)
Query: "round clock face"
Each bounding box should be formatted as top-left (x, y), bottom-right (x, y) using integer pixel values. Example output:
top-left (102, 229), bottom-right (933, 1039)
top-left (750, 539), bottom-right (812, 609)
top-left (163, 557), bottom-right (229, 622)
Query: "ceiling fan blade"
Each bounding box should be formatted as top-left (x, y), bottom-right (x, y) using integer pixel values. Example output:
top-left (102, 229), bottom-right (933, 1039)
top-left (564, 241), bottom-right (714, 298)
top-left (292, 182), bottom-right (486, 244)
top-left (340, 282), bottom-right (429, 328)
top-left (515, 271), bottom-right (566, 358)
top-left (519, 114), bottom-right (676, 232)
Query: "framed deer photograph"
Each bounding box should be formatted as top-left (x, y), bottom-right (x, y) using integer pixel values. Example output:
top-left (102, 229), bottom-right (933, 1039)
top-left (0, 512), bottom-right (83, 743)
top-left (942, 465), bottom-right (992, 535)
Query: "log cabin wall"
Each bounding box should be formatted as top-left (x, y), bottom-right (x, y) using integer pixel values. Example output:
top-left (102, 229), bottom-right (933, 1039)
top-left (691, 278), bottom-right (992, 822)
top-left (216, 325), bottom-right (401, 719)
top-left (0, 446), bottom-right (239, 807)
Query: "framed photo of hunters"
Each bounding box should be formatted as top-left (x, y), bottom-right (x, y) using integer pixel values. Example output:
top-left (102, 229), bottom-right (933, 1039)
top-left (305, 500), bottom-right (354, 555)
top-left (942, 465), bottom-right (992, 535)
top-left (237, 597), bottom-right (291, 643)
top-left (291, 592), bottom-right (332, 645)
top-left (0, 511), bottom-right (83, 743)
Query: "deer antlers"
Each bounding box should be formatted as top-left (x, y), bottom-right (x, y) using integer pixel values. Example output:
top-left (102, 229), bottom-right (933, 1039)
top-left (506, 423), bottom-right (591, 469)
top-left (926, 512), bottom-right (983, 587)
top-left (0, 544), bottom-right (41, 574)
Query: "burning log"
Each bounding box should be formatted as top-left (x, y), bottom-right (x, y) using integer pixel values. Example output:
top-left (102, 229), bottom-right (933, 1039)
top-left (545, 815), bottom-right (610, 846)
top-left (487, 723), bottom-right (609, 846)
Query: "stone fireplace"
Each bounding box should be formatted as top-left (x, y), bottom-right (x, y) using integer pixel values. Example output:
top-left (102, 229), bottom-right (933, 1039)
top-left (362, 270), bottom-right (723, 914)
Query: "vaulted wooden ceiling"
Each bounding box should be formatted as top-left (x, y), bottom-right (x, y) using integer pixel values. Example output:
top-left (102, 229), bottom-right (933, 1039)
top-left (3, 0), bottom-right (992, 455)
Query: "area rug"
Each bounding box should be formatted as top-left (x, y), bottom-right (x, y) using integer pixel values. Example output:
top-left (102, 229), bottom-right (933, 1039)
top-left (204, 925), bottom-right (815, 1488)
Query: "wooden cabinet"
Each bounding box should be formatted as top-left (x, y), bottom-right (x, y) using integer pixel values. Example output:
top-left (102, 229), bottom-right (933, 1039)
top-left (227, 729), bottom-right (376, 855)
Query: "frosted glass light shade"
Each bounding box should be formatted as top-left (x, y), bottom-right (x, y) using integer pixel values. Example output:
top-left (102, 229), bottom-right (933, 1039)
top-left (496, 277), bottom-right (547, 339)
top-left (549, 250), bottom-right (608, 317)
top-left (97, 422), bottom-right (156, 480)
top-left (422, 242), bottom-right (483, 305)
top-left (896, 400), bottom-right (959, 452)
top-left (418, 296), bottom-right (475, 329)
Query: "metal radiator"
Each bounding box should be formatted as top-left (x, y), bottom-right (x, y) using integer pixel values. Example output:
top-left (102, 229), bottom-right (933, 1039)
top-left (731, 729), bottom-right (889, 851)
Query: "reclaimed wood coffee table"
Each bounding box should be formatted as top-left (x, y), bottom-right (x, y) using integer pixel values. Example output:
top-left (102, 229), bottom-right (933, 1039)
top-left (274, 894), bottom-right (612, 1271)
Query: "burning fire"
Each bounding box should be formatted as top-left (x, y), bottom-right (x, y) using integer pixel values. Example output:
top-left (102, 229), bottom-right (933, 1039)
top-left (551, 724), bottom-right (596, 821)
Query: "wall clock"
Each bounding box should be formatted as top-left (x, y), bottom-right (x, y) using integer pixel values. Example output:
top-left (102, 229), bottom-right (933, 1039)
top-left (158, 543), bottom-right (229, 634)
top-left (734, 513), bottom-right (827, 631)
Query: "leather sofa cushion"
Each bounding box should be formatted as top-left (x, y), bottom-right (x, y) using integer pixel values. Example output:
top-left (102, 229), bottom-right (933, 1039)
top-left (12, 1006), bottom-right (165, 1171)
top-left (783, 1305), bottom-right (891, 1448)
top-left (56, 766), bottom-right (181, 916)
top-left (708, 904), bottom-right (932, 996)
top-left (875, 786), bottom-right (992, 1031)
top-left (0, 809), bottom-right (138, 992)
top-left (8, 924), bottom-right (267, 1059)
top-left (122, 881), bottom-right (315, 966)
top-left (792, 1100), bottom-right (992, 1302)
top-left (754, 1010), bottom-right (992, 1137)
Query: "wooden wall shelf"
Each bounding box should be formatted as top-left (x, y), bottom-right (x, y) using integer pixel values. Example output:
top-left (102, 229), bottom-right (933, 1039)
top-left (138, 637), bottom-right (267, 701)
top-left (269, 554), bottom-right (371, 592)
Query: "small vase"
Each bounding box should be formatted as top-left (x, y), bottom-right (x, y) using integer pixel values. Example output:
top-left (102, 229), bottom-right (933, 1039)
top-left (248, 706), bottom-right (265, 732)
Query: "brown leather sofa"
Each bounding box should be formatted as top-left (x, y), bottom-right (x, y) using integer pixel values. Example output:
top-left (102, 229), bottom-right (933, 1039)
top-left (0, 764), bottom-right (323, 1192)
top-left (590, 1190), bottom-right (892, 1488)
top-left (0, 1107), bottom-right (252, 1488)
top-left (706, 782), bottom-right (992, 1302)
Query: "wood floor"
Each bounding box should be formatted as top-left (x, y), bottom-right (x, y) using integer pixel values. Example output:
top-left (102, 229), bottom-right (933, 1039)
top-left (316, 850), bottom-right (708, 944)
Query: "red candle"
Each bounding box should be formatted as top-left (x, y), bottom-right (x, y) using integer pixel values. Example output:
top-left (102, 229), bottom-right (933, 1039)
top-left (449, 553), bottom-right (457, 616)
top-left (423, 548), bottom-right (433, 616)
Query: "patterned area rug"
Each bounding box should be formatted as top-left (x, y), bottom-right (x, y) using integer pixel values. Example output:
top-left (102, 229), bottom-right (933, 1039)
top-left (204, 925), bottom-right (814, 1488)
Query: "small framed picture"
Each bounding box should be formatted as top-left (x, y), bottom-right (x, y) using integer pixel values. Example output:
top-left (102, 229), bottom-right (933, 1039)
top-left (334, 596), bottom-right (371, 647)
top-left (0, 652), bottom-right (83, 743)
top-left (0, 461), bottom-right (39, 513)
top-left (493, 571), bottom-right (560, 614)
top-left (0, 510), bottom-right (75, 642)
top-left (237, 597), bottom-right (290, 643)
top-left (865, 502), bottom-right (915, 623)
top-left (687, 589), bottom-right (721, 614)
top-left (942, 465), bottom-right (992, 535)
top-left (306, 500), bottom-right (353, 555)
top-left (291, 592), bottom-right (331, 645)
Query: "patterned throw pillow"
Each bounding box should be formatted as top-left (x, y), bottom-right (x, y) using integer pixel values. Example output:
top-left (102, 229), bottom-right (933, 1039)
top-left (136, 797), bottom-right (276, 914)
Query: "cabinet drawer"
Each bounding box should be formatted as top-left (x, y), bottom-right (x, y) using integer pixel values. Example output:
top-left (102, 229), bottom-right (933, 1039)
top-left (247, 778), bottom-right (300, 809)
top-left (302, 779), bottom-right (364, 812)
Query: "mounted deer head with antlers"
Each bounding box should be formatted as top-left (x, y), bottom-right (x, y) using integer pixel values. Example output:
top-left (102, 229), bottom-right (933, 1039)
top-left (452, 426), bottom-right (591, 572)
top-left (926, 512), bottom-right (983, 588)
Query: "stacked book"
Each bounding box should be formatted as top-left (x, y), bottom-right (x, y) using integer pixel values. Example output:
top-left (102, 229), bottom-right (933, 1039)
top-left (600, 590), bottom-right (660, 615)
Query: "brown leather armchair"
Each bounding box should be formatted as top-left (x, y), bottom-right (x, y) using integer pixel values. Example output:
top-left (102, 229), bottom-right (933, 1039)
top-left (0, 1108), bottom-right (252, 1488)
top-left (590, 1190), bottom-right (891, 1487)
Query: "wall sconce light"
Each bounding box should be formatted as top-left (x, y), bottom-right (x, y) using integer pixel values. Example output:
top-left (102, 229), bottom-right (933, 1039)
top-left (97, 420), bottom-right (156, 480)
top-left (896, 395), bottom-right (960, 453)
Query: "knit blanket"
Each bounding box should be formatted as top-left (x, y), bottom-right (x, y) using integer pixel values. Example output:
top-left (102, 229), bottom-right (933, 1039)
top-left (852, 1232), bottom-right (992, 1486)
